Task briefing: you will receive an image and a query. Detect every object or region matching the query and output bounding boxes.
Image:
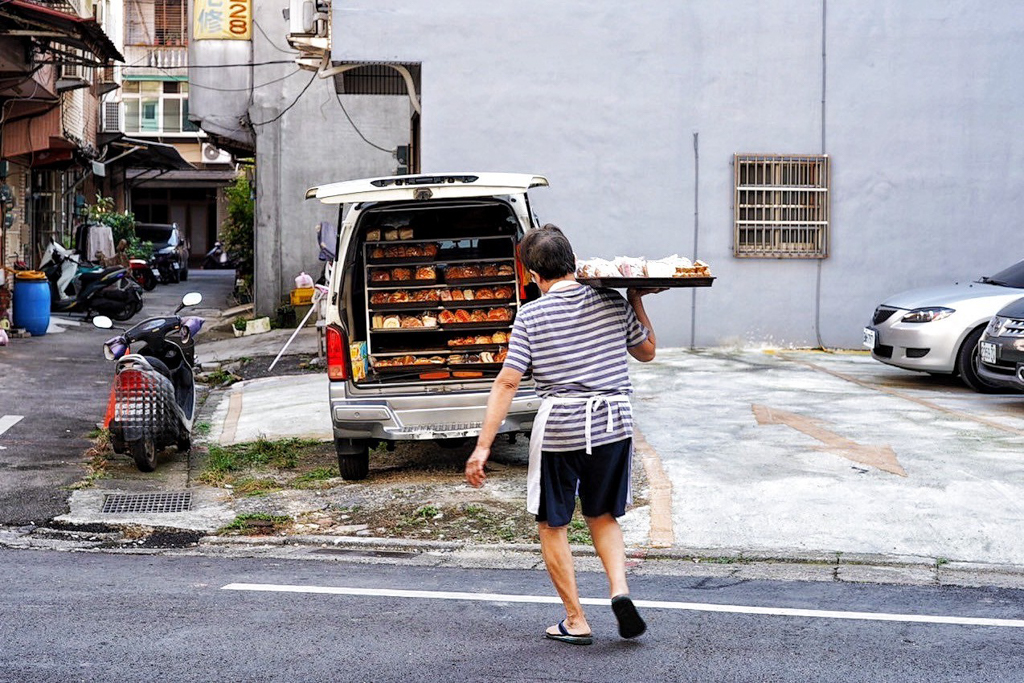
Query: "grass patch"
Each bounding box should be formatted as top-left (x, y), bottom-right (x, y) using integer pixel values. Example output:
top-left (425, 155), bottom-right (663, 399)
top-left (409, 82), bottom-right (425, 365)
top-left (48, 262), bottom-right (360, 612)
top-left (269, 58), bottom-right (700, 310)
top-left (198, 436), bottom-right (317, 484)
top-left (232, 478), bottom-right (283, 496)
top-left (219, 513), bottom-right (292, 535)
top-left (567, 517), bottom-right (592, 545)
top-left (203, 369), bottom-right (239, 387)
top-left (292, 466), bottom-right (338, 489)
top-left (193, 422), bottom-right (211, 437)
top-left (69, 430), bottom-right (112, 490)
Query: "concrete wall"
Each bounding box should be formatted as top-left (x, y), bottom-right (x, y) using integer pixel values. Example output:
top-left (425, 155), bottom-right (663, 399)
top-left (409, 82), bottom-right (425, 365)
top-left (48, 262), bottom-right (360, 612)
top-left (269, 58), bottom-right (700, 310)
top-left (247, 2), bottom-right (411, 315)
top-left (321, 0), bottom-right (1024, 348)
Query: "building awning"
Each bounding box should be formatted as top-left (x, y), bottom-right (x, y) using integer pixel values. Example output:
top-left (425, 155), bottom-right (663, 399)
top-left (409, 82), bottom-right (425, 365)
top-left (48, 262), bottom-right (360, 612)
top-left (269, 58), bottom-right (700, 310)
top-left (104, 137), bottom-right (194, 172)
top-left (126, 168), bottom-right (239, 188)
top-left (0, 1), bottom-right (123, 65)
top-left (1, 105), bottom-right (77, 167)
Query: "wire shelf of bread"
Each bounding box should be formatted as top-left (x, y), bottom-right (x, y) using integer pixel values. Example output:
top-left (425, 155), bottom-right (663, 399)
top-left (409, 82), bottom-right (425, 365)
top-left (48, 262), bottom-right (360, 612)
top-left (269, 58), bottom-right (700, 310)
top-left (371, 348), bottom-right (508, 374)
top-left (369, 286), bottom-right (515, 311)
top-left (575, 256), bottom-right (714, 288)
top-left (371, 308), bottom-right (514, 332)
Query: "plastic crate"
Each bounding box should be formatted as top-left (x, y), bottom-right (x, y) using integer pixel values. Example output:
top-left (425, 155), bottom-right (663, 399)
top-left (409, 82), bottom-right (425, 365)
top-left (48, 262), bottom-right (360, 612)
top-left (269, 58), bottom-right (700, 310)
top-left (290, 287), bottom-right (315, 306)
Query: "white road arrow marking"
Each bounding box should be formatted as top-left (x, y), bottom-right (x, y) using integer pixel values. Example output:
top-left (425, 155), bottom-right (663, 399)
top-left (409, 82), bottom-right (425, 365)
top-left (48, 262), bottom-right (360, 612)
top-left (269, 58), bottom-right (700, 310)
top-left (0, 415), bottom-right (24, 438)
top-left (221, 583), bottom-right (1024, 629)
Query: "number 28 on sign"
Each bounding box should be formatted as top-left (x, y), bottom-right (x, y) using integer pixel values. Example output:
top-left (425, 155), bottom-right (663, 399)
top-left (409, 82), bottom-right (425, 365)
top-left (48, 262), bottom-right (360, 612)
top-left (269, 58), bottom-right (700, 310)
top-left (194, 0), bottom-right (252, 40)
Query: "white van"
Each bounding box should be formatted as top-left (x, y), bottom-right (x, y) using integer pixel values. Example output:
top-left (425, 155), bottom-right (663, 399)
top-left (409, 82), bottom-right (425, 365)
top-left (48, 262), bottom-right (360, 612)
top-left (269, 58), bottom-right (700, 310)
top-left (306, 173), bottom-right (548, 479)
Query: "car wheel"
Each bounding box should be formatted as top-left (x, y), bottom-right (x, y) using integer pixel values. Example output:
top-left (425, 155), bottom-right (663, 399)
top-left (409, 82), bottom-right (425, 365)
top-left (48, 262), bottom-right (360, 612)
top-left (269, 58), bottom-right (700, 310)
top-left (335, 438), bottom-right (370, 480)
top-left (957, 327), bottom-right (1003, 393)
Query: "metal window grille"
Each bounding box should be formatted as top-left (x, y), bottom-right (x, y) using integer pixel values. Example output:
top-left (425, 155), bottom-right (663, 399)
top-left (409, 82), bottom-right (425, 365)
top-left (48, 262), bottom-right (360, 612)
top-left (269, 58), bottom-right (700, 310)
top-left (334, 63), bottom-right (420, 96)
top-left (101, 101), bottom-right (120, 132)
top-left (734, 154), bottom-right (830, 258)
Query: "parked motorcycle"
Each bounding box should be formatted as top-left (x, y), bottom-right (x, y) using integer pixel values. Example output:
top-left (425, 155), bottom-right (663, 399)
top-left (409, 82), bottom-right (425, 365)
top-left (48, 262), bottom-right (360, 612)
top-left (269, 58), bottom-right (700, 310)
top-left (127, 258), bottom-right (158, 291)
top-left (152, 251), bottom-right (181, 284)
top-left (202, 241), bottom-right (234, 269)
top-left (93, 292), bottom-right (205, 471)
top-left (39, 241), bottom-right (143, 321)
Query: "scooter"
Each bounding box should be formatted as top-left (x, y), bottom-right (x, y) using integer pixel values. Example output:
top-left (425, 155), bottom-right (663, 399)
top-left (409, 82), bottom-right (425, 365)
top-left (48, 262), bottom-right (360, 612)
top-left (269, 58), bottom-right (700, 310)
top-left (93, 292), bottom-right (205, 471)
top-left (128, 258), bottom-right (158, 291)
top-left (39, 241), bottom-right (144, 321)
top-left (203, 241), bottom-right (239, 270)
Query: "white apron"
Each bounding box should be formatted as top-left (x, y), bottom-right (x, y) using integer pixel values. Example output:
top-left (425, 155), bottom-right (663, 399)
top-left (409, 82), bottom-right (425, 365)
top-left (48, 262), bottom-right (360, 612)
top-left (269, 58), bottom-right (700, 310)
top-left (526, 394), bottom-right (632, 515)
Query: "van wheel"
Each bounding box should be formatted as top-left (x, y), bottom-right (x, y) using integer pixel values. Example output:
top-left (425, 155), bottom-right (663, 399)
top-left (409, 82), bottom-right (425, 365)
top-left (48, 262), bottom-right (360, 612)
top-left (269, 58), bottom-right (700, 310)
top-left (336, 438), bottom-right (370, 480)
top-left (957, 327), bottom-right (1003, 394)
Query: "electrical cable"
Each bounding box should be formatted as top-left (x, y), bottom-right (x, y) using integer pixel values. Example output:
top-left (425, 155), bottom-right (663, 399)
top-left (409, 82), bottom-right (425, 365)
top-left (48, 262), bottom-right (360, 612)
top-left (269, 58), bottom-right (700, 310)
top-left (114, 60), bottom-right (295, 70)
top-left (334, 93), bottom-right (395, 153)
top-left (248, 70), bottom-right (317, 127)
top-left (189, 68), bottom-right (303, 93)
top-left (254, 20), bottom-right (299, 55)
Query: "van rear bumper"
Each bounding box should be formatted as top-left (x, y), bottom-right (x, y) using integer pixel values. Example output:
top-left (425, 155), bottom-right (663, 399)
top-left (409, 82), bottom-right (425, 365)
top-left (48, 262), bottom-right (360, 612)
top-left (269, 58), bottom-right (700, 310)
top-left (329, 383), bottom-right (539, 441)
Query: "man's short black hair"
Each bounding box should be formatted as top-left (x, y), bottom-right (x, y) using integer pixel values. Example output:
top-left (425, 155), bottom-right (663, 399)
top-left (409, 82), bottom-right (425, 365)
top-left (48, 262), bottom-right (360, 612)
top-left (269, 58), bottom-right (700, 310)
top-left (520, 224), bottom-right (575, 280)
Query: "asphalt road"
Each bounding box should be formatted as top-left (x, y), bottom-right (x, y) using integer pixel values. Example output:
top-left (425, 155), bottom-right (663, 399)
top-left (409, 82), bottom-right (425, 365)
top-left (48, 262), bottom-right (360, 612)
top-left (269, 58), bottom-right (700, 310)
top-left (0, 547), bottom-right (1022, 682)
top-left (0, 271), bottom-right (235, 524)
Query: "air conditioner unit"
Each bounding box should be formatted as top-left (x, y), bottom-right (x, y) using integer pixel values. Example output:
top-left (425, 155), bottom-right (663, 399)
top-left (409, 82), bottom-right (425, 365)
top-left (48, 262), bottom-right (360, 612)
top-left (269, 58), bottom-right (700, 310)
top-left (201, 142), bottom-right (232, 165)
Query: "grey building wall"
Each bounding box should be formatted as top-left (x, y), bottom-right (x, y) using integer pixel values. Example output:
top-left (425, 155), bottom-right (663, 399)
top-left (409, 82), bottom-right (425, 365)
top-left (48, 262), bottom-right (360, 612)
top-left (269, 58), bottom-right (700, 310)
top-left (323, 0), bottom-right (1024, 349)
top-left (248, 3), bottom-right (411, 314)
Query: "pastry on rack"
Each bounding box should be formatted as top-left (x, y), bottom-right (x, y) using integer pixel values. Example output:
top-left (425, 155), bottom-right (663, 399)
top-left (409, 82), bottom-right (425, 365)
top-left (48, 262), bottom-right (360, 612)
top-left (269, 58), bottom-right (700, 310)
top-left (366, 229), bottom-right (381, 242)
top-left (415, 265), bottom-right (436, 280)
top-left (371, 270), bottom-right (391, 282)
top-left (438, 310), bottom-right (458, 325)
top-left (370, 292), bottom-right (389, 304)
top-left (382, 315), bottom-right (401, 329)
top-left (487, 308), bottom-right (512, 321)
top-left (421, 313), bottom-right (438, 328)
top-left (496, 264), bottom-right (514, 276)
top-left (400, 315), bottom-right (424, 328)
top-left (492, 285), bottom-right (513, 299)
top-left (392, 267), bottom-right (412, 281)
top-left (490, 331), bottom-right (509, 344)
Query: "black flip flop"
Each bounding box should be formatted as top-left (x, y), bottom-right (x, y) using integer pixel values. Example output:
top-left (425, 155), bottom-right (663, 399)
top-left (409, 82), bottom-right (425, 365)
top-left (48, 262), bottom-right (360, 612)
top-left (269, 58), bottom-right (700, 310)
top-left (544, 619), bottom-right (593, 645)
top-left (611, 595), bottom-right (647, 639)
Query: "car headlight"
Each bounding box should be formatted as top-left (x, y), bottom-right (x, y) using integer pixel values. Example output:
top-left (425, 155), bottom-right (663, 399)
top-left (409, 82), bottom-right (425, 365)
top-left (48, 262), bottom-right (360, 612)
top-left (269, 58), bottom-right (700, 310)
top-left (900, 307), bottom-right (955, 323)
top-left (985, 316), bottom-right (1005, 337)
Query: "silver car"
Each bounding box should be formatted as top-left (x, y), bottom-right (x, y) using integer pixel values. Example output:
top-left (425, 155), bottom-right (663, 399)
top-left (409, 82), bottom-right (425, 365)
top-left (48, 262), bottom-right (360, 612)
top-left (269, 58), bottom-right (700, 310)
top-left (863, 259), bottom-right (1024, 392)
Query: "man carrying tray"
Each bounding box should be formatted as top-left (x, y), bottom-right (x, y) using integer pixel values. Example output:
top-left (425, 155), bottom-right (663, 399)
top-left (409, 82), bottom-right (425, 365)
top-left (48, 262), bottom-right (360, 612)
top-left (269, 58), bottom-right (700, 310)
top-left (465, 224), bottom-right (661, 645)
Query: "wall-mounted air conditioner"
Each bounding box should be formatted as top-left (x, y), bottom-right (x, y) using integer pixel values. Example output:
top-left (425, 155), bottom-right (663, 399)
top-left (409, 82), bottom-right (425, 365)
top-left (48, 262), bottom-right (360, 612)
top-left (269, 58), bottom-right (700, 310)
top-left (201, 142), bottom-right (232, 165)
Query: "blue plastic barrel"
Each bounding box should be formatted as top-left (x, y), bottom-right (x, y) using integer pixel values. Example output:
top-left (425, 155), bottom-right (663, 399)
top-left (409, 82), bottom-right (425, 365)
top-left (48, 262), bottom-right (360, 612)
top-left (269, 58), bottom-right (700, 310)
top-left (12, 275), bottom-right (51, 336)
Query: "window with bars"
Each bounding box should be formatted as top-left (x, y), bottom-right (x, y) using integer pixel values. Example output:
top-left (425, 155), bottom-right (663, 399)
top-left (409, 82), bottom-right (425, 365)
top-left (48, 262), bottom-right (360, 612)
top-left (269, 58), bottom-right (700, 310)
top-left (127, 0), bottom-right (187, 45)
top-left (733, 154), bottom-right (830, 258)
top-left (334, 63), bottom-right (421, 96)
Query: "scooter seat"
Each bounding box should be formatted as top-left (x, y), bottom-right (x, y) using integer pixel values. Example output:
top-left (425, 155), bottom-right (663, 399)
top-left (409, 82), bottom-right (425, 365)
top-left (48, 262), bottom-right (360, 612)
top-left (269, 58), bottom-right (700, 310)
top-left (79, 266), bottom-right (123, 283)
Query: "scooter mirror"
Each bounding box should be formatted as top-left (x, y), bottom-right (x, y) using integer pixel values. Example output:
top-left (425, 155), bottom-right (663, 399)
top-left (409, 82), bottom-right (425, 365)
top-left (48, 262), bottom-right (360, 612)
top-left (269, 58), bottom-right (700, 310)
top-left (181, 292), bottom-right (202, 307)
top-left (92, 315), bottom-right (114, 330)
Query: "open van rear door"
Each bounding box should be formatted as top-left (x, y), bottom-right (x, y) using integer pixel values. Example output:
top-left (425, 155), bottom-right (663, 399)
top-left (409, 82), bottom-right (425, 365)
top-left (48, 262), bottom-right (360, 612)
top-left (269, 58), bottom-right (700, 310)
top-left (306, 173), bottom-right (549, 205)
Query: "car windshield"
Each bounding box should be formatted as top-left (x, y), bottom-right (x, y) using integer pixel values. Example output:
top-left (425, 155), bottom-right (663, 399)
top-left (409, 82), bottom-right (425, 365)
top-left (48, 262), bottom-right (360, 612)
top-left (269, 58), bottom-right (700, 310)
top-left (978, 259), bottom-right (1024, 288)
top-left (136, 226), bottom-right (176, 247)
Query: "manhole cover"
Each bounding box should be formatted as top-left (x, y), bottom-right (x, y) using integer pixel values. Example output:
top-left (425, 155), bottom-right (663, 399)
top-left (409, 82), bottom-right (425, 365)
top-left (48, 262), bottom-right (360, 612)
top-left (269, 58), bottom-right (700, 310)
top-left (101, 492), bottom-right (193, 514)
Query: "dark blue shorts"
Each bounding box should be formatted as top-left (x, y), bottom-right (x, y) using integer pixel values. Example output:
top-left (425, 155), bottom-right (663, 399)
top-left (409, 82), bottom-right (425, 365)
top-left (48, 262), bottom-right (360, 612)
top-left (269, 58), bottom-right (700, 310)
top-left (536, 438), bottom-right (632, 528)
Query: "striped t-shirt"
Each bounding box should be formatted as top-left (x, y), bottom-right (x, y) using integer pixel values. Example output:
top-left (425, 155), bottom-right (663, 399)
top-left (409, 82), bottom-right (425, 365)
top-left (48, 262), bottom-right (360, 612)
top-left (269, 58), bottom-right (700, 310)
top-left (503, 283), bottom-right (649, 451)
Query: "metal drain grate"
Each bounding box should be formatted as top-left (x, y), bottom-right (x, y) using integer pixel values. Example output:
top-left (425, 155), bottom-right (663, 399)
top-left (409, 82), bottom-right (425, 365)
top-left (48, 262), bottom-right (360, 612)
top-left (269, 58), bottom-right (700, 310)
top-left (101, 492), bottom-right (193, 514)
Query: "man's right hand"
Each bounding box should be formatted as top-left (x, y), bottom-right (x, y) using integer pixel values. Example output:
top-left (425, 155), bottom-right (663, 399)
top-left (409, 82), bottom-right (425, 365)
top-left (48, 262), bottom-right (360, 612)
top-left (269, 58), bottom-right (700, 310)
top-left (465, 446), bottom-right (490, 487)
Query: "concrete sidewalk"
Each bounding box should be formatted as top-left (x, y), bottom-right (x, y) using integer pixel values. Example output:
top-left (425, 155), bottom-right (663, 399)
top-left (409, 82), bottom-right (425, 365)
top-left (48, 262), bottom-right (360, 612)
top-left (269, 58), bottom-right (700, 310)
top-left (195, 341), bottom-right (1024, 572)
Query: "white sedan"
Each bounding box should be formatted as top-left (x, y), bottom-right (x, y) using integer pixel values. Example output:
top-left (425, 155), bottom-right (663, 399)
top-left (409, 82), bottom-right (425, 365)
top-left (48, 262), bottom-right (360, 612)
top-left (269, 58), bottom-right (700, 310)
top-left (863, 260), bottom-right (1024, 392)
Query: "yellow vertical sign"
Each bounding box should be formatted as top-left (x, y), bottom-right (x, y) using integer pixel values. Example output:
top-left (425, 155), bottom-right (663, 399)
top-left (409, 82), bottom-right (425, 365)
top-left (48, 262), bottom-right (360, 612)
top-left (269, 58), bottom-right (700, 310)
top-left (194, 0), bottom-right (252, 40)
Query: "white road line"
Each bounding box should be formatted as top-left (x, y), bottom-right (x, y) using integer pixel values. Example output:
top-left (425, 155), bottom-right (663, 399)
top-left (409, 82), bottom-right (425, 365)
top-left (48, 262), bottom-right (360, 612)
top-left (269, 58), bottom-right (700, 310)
top-left (221, 583), bottom-right (1024, 629)
top-left (0, 416), bottom-right (24, 437)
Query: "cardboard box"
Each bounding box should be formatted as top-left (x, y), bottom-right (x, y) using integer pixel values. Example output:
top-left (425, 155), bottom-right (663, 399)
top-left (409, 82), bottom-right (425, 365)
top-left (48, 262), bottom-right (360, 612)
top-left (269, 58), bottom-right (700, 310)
top-left (349, 341), bottom-right (367, 382)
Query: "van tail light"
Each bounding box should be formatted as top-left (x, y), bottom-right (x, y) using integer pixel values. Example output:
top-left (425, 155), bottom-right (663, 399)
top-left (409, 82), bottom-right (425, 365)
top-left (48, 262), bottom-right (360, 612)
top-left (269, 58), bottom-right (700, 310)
top-left (326, 324), bottom-right (349, 381)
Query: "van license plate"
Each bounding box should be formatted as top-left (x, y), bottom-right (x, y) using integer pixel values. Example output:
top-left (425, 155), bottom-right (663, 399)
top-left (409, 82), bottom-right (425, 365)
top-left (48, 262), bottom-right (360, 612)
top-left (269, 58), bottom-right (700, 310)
top-left (980, 341), bottom-right (997, 365)
top-left (862, 327), bottom-right (876, 349)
